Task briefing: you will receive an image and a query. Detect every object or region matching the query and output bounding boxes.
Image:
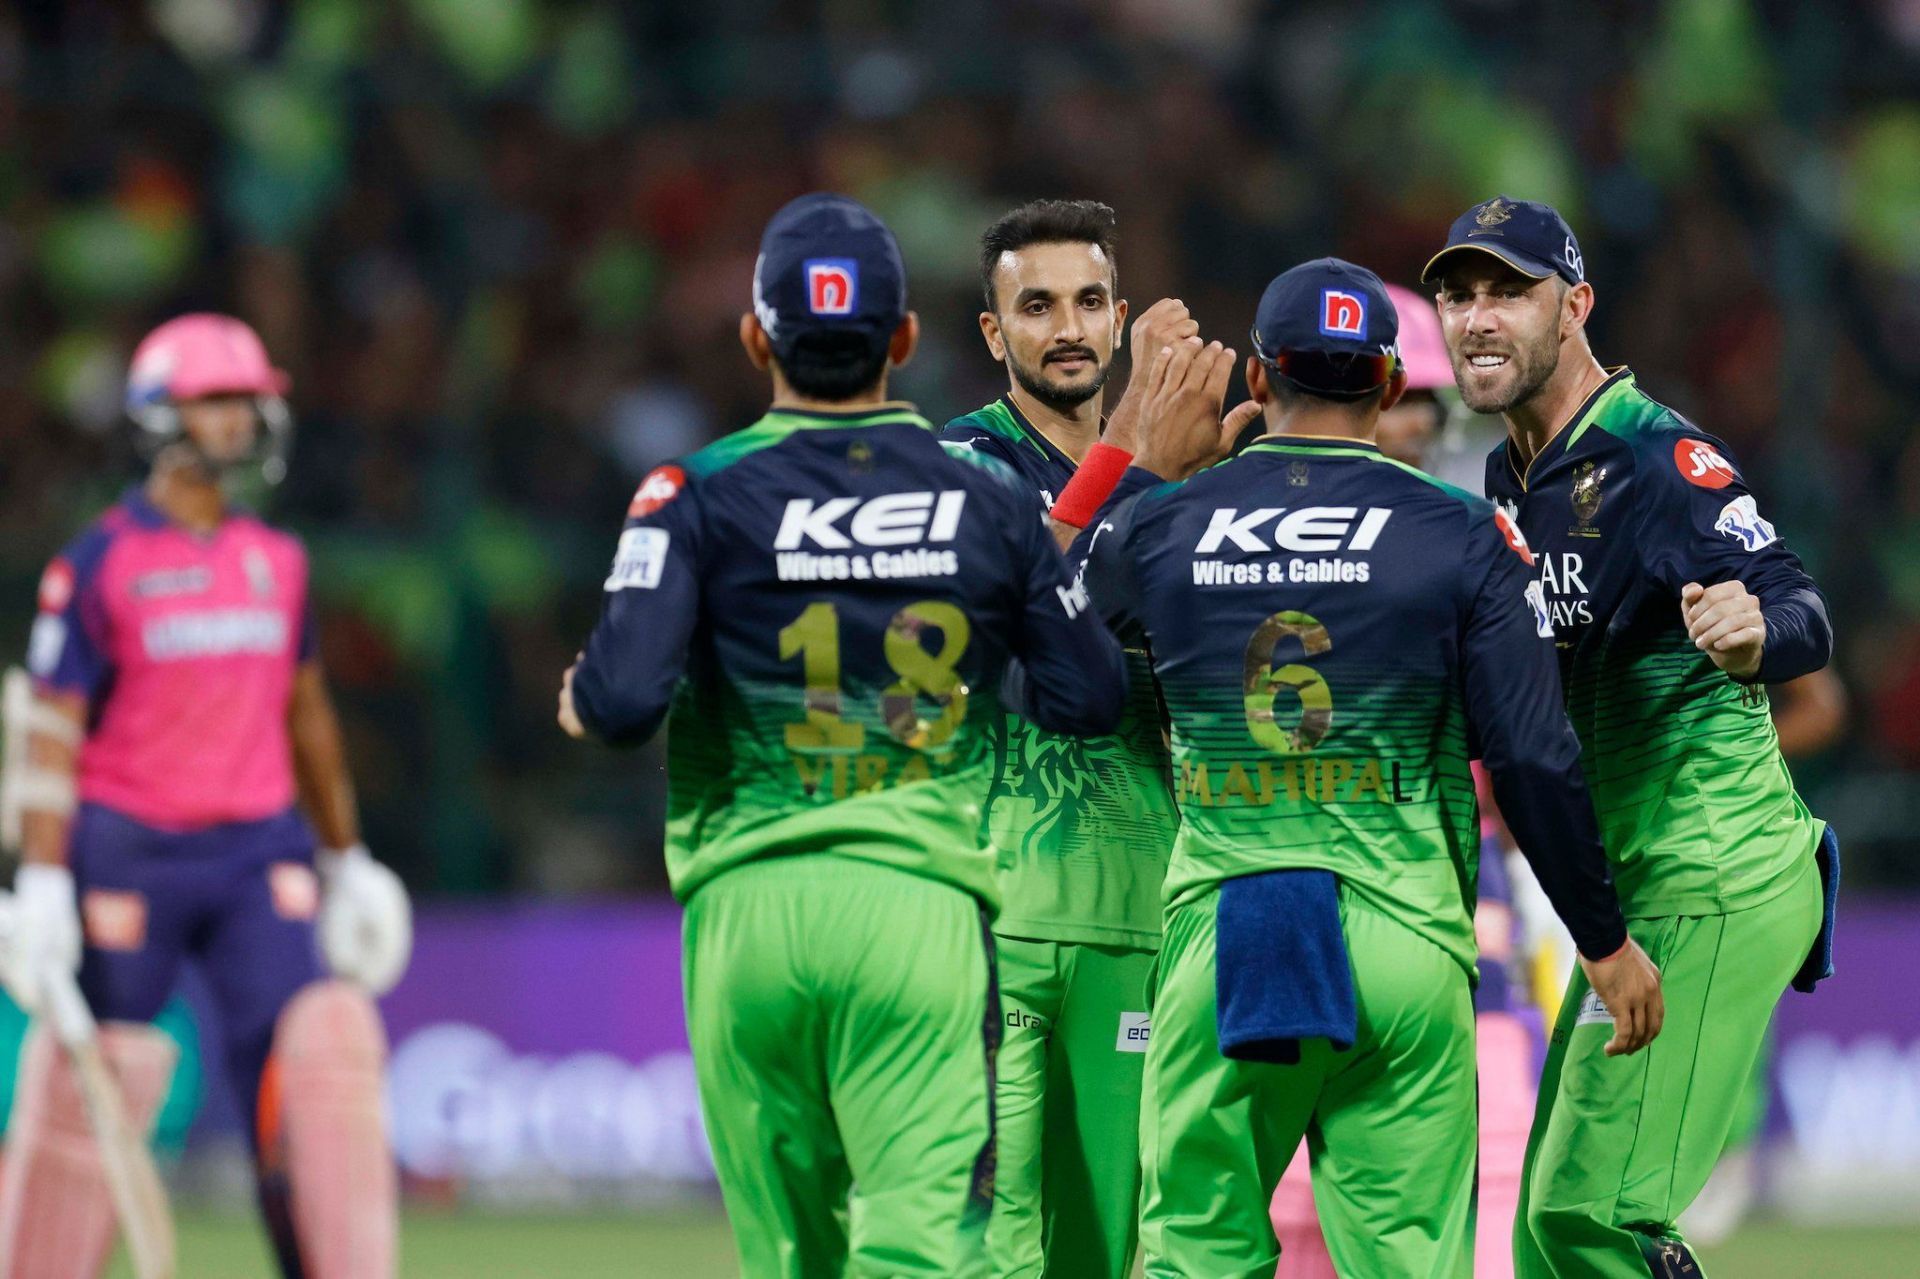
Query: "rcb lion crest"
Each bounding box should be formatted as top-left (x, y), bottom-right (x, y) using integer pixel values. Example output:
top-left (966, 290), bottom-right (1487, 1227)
top-left (1570, 461), bottom-right (1606, 525)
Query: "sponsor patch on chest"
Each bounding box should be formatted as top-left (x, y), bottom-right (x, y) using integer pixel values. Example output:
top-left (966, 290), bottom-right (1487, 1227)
top-left (1116, 1011), bottom-right (1152, 1052)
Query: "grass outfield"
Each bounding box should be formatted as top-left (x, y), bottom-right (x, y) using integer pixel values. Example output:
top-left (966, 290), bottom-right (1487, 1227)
top-left (106, 1210), bottom-right (1920, 1277)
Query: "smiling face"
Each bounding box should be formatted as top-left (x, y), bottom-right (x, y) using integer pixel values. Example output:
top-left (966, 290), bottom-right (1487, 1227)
top-left (1435, 258), bottom-right (1577, 415)
top-left (980, 240), bottom-right (1125, 413)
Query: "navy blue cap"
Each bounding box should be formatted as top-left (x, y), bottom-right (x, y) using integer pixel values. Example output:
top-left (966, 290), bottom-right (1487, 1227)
top-left (752, 193), bottom-right (907, 361)
top-left (1250, 258), bottom-right (1401, 399)
top-left (1422, 195), bottom-right (1584, 286)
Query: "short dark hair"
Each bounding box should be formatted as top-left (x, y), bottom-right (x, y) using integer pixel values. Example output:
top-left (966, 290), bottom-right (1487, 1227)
top-left (775, 330), bottom-right (892, 401)
top-left (1266, 374), bottom-right (1385, 416)
top-left (979, 199), bottom-right (1118, 313)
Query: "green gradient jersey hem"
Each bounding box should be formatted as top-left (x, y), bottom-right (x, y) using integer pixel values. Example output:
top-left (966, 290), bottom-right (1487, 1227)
top-left (1485, 371), bottom-right (1826, 920)
top-left (942, 399), bottom-right (1178, 950)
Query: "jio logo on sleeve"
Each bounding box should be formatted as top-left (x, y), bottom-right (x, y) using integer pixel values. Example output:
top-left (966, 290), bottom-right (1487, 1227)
top-left (805, 259), bottom-right (858, 316)
top-left (1320, 289), bottom-right (1366, 338)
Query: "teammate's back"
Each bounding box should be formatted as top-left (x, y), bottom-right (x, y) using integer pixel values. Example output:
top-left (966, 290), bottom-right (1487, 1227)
top-left (560, 193), bottom-right (1127, 1278)
top-left (1070, 257), bottom-right (1650, 1279)
top-left (572, 401), bottom-right (1123, 906)
top-left (1088, 431), bottom-right (1586, 972)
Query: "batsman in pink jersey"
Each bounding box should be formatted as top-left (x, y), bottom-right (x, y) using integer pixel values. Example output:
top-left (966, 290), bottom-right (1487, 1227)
top-left (0, 315), bottom-right (412, 1279)
top-left (1269, 286), bottom-right (1540, 1279)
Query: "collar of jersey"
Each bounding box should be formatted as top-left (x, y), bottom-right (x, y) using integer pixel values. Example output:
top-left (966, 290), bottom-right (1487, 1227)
top-left (761, 401), bottom-right (931, 431)
top-left (1509, 366), bottom-right (1634, 491)
top-left (121, 485), bottom-right (171, 529)
top-left (119, 484), bottom-right (253, 536)
top-left (998, 395), bottom-right (1082, 469)
top-left (1240, 434), bottom-right (1382, 458)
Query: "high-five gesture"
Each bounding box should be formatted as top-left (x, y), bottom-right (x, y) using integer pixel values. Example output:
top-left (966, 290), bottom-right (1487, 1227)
top-left (1132, 338), bottom-right (1260, 481)
top-left (1102, 298), bottom-right (1200, 455)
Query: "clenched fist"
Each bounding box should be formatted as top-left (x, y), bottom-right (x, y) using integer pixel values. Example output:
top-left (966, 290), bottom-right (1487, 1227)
top-left (1681, 581), bottom-right (1765, 679)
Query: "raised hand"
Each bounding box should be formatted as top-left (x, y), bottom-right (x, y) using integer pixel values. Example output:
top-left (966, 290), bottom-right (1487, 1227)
top-left (1133, 339), bottom-right (1248, 481)
top-left (1104, 299), bottom-right (1200, 454)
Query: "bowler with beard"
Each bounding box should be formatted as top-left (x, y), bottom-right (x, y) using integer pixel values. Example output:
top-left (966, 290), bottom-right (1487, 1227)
top-left (940, 200), bottom-right (1181, 1278)
top-left (1426, 197), bottom-right (1839, 1278)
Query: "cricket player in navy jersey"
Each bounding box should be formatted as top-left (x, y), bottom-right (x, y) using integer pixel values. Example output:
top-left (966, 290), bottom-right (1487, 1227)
top-left (940, 200), bottom-right (1232, 1279)
top-left (1047, 258), bottom-right (1661, 1278)
top-left (558, 194), bottom-right (1128, 1279)
top-left (1424, 196), bottom-right (1838, 1277)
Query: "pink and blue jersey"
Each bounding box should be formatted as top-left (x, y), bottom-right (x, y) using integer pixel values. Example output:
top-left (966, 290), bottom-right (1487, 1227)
top-left (27, 488), bottom-right (314, 831)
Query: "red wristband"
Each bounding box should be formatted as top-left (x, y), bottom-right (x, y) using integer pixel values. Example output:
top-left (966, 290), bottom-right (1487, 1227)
top-left (1050, 443), bottom-right (1135, 529)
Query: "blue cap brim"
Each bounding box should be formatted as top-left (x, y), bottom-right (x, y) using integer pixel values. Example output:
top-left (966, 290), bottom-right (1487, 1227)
top-left (1420, 242), bottom-right (1558, 286)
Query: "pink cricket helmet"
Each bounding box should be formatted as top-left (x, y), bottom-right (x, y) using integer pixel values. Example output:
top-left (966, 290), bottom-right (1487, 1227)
top-left (1384, 284), bottom-right (1451, 392)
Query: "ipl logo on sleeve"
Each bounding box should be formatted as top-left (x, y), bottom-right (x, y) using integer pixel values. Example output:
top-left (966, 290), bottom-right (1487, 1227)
top-left (1714, 495), bottom-right (1778, 551)
top-left (805, 259), bottom-right (858, 316)
top-left (1320, 289), bottom-right (1366, 338)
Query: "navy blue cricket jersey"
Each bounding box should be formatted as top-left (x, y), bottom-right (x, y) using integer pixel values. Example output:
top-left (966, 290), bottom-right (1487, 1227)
top-left (570, 402), bottom-right (1127, 909)
top-left (1074, 434), bottom-right (1628, 971)
top-left (1483, 368), bottom-right (1830, 917)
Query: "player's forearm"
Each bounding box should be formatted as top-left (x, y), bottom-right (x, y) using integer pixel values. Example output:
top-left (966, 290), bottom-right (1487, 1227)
top-left (14, 693), bottom-right (84, 866)
top-left (1752, 585), bottom-right (1833, 685)
top-left (1484, 749), bottom-right (1627, 960)
top-left (1771, 670), bottom-right (1847, 758)
top-left (20, 808), bottom-right (73, 867)
top-left (568, 657), bottom-right (672, 746)
top-left (289, 669), bottom-right (361, 850)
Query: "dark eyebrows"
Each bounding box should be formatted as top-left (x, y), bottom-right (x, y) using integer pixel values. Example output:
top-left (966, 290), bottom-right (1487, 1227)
top-left (1012, 287), bottom-right (1057, 309)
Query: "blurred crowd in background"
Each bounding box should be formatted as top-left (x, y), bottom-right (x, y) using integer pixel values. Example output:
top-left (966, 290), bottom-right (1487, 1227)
top-left (1, 0), bottom-right (1916, 897)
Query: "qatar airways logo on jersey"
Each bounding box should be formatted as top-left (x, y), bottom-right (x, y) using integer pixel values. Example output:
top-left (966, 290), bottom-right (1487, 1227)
top-left (141, 609), bottom-right (288, 661)
top-left (1535, 553), bottom-right (1593, 631)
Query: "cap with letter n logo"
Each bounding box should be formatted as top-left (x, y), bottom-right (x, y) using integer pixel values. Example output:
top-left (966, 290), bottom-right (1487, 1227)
top-left (1320, 289), bottom-right (1366, 338)
top-left (806, 259), bottom-right (858, 315)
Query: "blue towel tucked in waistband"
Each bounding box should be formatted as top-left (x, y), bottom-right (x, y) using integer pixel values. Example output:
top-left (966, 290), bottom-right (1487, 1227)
top-left (1216, 869), bottom-right (1356, 1065)
top-left (1792, 824), bottom-right (1841, 994)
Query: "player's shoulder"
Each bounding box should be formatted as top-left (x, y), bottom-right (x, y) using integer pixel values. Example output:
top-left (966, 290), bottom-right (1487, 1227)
top-left (936, 438), bottom-right (1024, 491)
top-left (1595, 376), bottom-right (1750, 497)
top-left (228, 508), bottom-right (308, 557)
top-left (49, 493), bottom-right (149, 578)
top-left (939, 399), bottom-right (1024, 448)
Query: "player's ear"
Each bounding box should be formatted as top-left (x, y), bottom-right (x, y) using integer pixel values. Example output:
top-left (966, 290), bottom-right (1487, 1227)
top-left (1562, 280), bottom-right (1595, 341)
top-left (739, 314), bottom-right (773, 372)
top-left (1378, 366), bottom-right (1409, 413)
top-left (888, 313), bottom-right (920, 371)
top-left (1112, 296), bottom-right (1129, 346)
top-left (1246, 357), bottom-right (1271, 405)
top-left (978, 310), bottom-right (1006, 362)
